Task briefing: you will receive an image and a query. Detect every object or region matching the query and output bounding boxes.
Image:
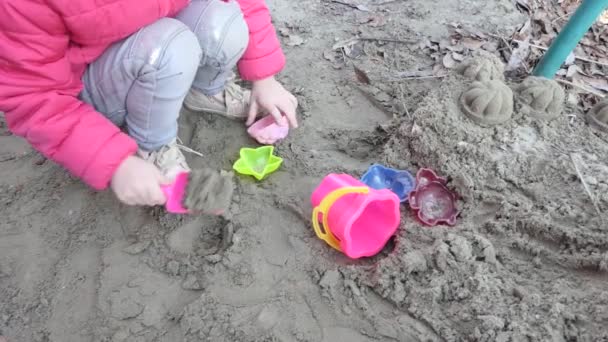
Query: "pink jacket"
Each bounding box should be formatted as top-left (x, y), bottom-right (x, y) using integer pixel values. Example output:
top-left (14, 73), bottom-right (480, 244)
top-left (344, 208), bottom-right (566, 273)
top-left (0, 0), bottom-right (285, 190)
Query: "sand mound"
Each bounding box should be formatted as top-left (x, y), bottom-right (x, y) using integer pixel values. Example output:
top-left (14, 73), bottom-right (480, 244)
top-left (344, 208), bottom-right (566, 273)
top-left (344, 66), bottom-right (608, 341)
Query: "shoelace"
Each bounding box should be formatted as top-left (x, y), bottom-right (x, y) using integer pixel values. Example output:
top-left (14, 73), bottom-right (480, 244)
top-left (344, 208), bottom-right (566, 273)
top-left (224, 82), bottom-right (246, 104)
top-left (176, 137), bottom-right (204, 158)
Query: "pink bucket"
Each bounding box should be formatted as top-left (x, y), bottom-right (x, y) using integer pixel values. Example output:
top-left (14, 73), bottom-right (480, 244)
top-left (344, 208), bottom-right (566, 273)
top-left (311, 174), bottom-right (401, 259)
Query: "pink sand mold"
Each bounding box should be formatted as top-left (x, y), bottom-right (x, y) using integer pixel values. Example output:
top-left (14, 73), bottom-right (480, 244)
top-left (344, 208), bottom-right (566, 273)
top-left (408, 168), bottom-right (459, 226)
top-left (311, 174), bottom-right (401, 259)
top-left (247, 115), bottom-right (289, 145)
top-left (161, 171), bottom-right (190, 214)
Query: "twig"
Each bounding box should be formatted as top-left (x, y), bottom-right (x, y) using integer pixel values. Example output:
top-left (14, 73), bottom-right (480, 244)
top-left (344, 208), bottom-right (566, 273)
top-left (0, 155), bottom-right (17, 163)
top-left (556, 78), bottom-right (606, 98)
top-left (552, 11), bottom-right (574, 24)
top-left (358, 37), bottom-right (417, 44)
top-left (512, 39), bottom-right (608, 68)
top-left (375, 0), bottom-right (403, 4)
top-left (570, 153), bottom-right (604, 224)
top-left (327, 0), bottom-right (367, 10)
top-left (397, 84), bottom-right (411, 118)
top-left (388, 74), bottom-right (448, 82)
top-left (332, 37), bottom-right (416, 50)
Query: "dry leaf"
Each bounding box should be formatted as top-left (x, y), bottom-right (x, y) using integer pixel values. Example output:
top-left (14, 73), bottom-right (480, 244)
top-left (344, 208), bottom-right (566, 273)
top-left (482, 40), bottom-right (499, 52)
top-left (323, 50), bottom-right (336, 62)
top-left (442, 53), bottom-right (457, 69)
top-left (368, 15), bottom-right (387, 27)
top-left (446, 44), bottom-right (464, 53)
top-left (506, 39), bottom-right (530, 71)
top-left (461, 37), bottom-right (485, 50)
top-left (576, 74), bottom-right (608, 93)
top-left (452, 52), bottom-right (465, 62)
top-left (287, 35), bottom-right (304, 47)
top-left (354, 66), bottom-right (371, 84)
top-left (564, 52), bottom-right (576, 65)
top-left (515, 0), bottom-right (531, 13)
top-left (332, 38), bottom-right (357, 51)
top-left (432, 63), bottom-right (445, 76)
top-left (566, 64), bottom-right (578, 79)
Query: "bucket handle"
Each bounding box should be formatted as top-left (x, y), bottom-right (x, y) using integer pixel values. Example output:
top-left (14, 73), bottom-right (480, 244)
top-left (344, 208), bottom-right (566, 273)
top-left (312, 186), bottom-right (370, 252)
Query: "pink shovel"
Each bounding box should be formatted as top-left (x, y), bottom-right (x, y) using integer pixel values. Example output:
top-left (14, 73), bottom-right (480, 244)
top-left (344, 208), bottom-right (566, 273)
top-left (160, 171), bottom-right (190, 214)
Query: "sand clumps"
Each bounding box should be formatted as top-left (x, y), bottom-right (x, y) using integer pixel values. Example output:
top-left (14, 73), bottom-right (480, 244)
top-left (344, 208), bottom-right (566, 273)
top-left (587, 99), bottom-right (608, 132)
top-left (460, 80), bottom-right (514, 125)
top-left (515, 76), bottom-right (564, 120)
top-left (458, 52), bottom-right (505, 82)
top-left (184, 168), bottom-right (235, 214)
top-left (458, 55), bottom-right (567, 126)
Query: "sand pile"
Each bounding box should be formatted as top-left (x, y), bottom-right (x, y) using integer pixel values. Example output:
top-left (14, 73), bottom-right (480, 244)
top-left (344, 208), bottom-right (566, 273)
top-left (343, 56), bottom-right (608, 341)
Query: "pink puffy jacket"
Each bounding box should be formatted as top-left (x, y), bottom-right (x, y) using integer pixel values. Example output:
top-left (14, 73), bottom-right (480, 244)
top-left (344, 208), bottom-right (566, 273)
top-left (0, 0), bottom-right (285, 190)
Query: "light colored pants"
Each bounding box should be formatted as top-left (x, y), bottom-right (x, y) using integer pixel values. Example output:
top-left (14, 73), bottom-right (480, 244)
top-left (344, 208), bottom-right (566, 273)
top-left (80, 0), bottom-right (249, 151)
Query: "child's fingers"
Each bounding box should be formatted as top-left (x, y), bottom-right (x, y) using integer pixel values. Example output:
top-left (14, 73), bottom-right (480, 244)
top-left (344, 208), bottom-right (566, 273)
top-left (247, 101), bottom-right (259, 126)
top-left (290, 94), bottom-right (298, 108)
top-left (149, 186), bottom-right (167, 206)
top-left (279, 100), bottom-right (298, 128)
top-left (269, 107), bottom-right (288, 127)
top-left (158, 174), bottom-right (173, 186)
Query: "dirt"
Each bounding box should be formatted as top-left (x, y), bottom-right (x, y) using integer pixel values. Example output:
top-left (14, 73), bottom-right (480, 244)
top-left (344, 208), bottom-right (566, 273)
top-left (2, 0), bottom-right (608, 341)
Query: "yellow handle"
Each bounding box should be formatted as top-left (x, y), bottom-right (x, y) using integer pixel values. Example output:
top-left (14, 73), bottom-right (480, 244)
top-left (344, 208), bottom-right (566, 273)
top-left (312, 186), bottom-right (369, 251)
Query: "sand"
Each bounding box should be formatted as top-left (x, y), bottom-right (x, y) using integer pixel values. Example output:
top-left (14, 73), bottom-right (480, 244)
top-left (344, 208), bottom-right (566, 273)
top-left (2, 0), bottom-right (608, 341)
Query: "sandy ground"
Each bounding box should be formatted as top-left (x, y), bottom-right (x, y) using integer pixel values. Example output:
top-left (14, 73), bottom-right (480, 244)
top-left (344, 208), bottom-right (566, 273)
top-left (2, 0), bottom-right (608, 341)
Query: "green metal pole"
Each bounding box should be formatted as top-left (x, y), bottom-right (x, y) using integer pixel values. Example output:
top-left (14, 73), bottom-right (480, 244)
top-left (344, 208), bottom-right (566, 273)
top-left (532, 0), bottom-right (608, 79)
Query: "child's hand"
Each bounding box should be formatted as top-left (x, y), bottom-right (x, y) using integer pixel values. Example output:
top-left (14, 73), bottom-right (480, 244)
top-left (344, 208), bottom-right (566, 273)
top-left (248, 76), bottom-right (298, 128)
top-left (111, 156), bottom-right (169, 206)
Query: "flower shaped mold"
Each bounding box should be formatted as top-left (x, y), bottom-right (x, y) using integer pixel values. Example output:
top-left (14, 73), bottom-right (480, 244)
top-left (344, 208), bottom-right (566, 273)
top-left (460, 80), bottom-right (514, 126)
top-left (233, 146), bottom-right (283, 181)
top-left (408, 168), bottom-right (459, 226)
top-left (515, 76), bottom-right (564, 121)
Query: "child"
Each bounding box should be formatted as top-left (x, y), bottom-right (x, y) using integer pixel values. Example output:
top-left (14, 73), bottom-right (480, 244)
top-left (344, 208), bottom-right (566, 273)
top-left (0, 0), bottom-right (298, 206)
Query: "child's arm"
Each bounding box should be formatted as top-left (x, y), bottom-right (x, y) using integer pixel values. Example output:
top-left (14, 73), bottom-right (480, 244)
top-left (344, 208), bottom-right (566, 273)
top-left (235, 0), bottom-right (286, 81)
top-left (0, 3), bottom-right (137, 190)
top-left (236, 0), bottom-right (299, 128)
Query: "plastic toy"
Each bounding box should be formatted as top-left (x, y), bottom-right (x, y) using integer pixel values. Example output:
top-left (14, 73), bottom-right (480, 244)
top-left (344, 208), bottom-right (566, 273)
top-left (360, 164), bottom-right (415, 202)
top-left (233, 146), bottom-right (283, 180)
top-left (311, 174), bottom-right (401, 259)
top-left (247, 115), bottom-right (289, 144)
top-left (161, 171), bottom-right (190, 214)
top-left (408, 169), bottom-right (459, 226)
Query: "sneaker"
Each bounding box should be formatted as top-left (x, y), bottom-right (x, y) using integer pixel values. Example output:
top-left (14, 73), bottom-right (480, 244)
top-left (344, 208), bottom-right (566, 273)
top-left (183, 81), bottom-right (253, 120)
top-left (137, 139), bottom-right (203, 180)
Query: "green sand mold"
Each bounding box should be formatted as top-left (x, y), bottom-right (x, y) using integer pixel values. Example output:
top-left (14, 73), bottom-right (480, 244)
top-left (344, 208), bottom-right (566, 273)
top-left (233, 146), bottom-right (283, 181)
